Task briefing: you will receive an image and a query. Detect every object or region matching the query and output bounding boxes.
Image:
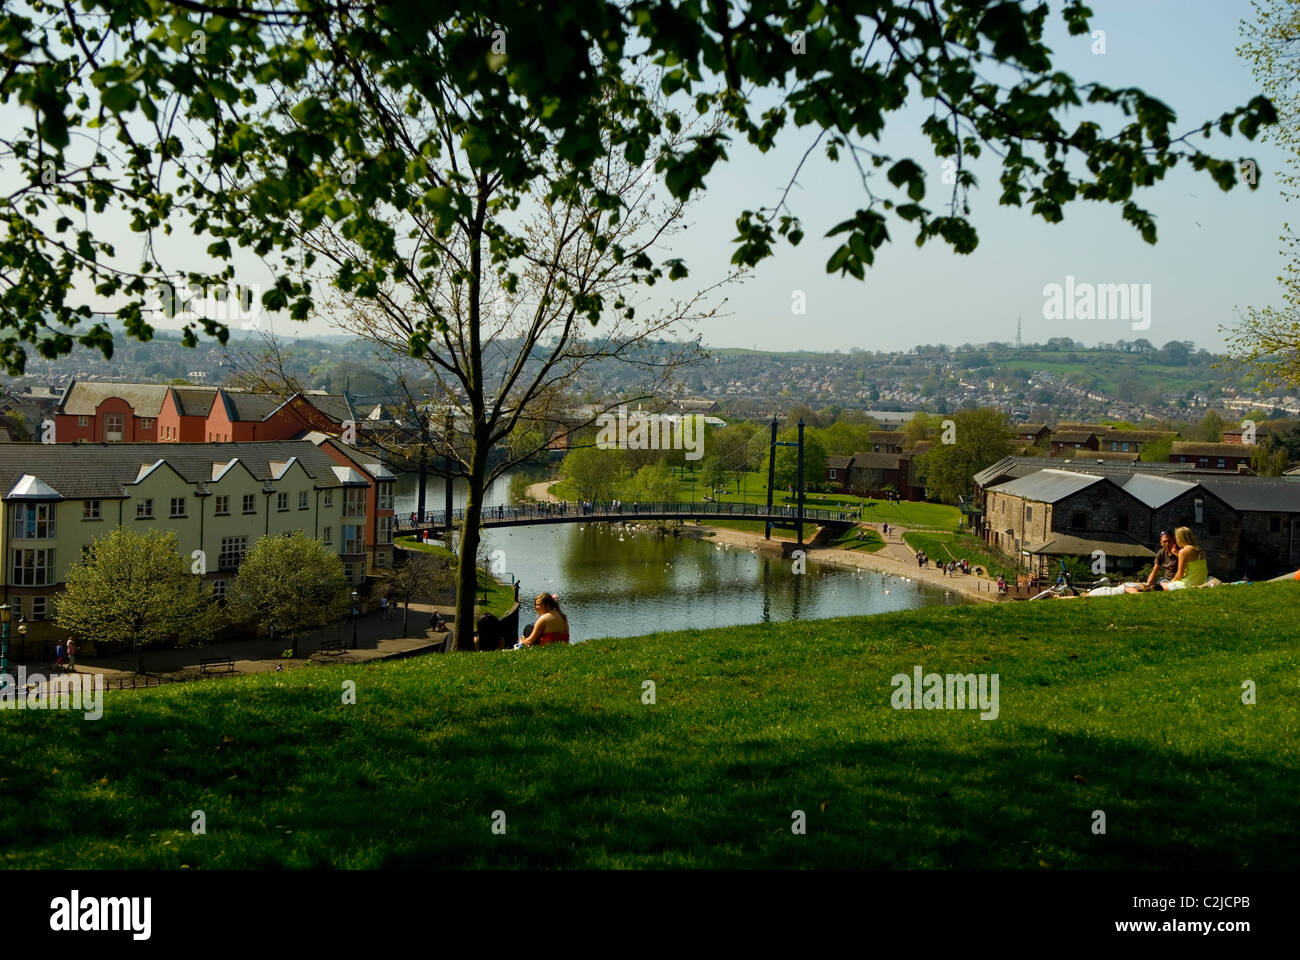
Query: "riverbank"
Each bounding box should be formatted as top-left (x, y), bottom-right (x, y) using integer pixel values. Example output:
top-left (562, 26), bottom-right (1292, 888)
top-left (6, 582), bottom-right (1295, 868)
top-left (698, 522), bottom-right (1000, 603)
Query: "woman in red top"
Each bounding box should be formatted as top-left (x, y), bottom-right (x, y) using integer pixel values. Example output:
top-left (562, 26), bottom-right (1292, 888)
top-left (520, 593), bottom-right (570, 646)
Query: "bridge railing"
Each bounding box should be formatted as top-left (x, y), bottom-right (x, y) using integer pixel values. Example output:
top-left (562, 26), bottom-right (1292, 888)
top-left (395, 499), bottom-right (861, 530)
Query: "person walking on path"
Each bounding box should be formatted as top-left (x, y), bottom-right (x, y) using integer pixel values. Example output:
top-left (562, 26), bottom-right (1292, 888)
top-left (66, 638), bottom-right (78, 671)
top-left (380, 595), bottom-right (391, 621)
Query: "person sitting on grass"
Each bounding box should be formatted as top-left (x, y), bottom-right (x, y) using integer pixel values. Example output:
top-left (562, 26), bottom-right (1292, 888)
top-left (1161, 526), bottom-right (1209, 590)
top-left (519, 593), bottom-right (570, 647)
top-left (1136, 530), bottom-right (1180, 591)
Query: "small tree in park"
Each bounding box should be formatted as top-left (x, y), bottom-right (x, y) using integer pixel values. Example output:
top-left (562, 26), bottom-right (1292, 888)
top-left (378, 551), bottom-right (453, 637)
top-left (56, 528), bottom-right (216, 674)
top-left (226, 532), bottom-right (349, 657)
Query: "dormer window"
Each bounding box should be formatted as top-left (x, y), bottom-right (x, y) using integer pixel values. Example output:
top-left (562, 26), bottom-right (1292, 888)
top-left (11, 502), bottom-right (56, 539)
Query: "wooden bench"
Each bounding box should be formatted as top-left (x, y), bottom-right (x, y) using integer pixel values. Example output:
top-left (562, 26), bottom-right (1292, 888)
top-left (318, 637), bottom-right (344, 654)
top-left (199, 656), bottom-right (235, 675)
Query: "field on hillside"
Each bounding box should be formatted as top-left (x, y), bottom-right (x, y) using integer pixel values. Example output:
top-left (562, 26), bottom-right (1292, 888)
top-left (3, 584), bottom-right (1296, 869)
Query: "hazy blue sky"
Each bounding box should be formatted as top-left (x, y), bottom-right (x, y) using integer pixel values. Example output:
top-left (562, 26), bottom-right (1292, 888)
top-left (669, 0), bottom-right (1293, 355)
top-left (12, 1), bottom-right (1292, 357)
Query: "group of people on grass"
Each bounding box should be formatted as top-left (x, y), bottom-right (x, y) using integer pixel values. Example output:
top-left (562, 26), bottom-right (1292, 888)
top-left (1082, 527), bottom-right (1210, 596)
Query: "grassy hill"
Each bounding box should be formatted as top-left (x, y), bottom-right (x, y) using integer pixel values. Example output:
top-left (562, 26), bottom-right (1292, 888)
top-left (3, 583), bottom-right (1296, 869)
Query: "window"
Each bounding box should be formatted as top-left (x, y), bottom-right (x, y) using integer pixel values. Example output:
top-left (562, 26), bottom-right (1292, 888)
top-left (344, 562), bottom-right (355, 584)
top-left (1193, 498), bottom-right (1204, 524)
top-left (1122, 442), bottom-right (1130, 452)
top-left (1217, 458), bottom-right (1226, 469)
top-left (829, 469), bottom-right (837, 479)
top-left (170, 497), bottom-right (186, 518)
top-left (218, 536), bottom-right (248, 571)
top-left (324, 490), bottom-right (334, 508)
top-left (83, 500), bottom-right (100, 520)
top-left (298, 491), bottom-right (309, 510)
top-left (1199, 457), bottom-right (1208, 467)
top-left (1179, 456), bottom-right (1187, 463)
top-left (11, 548), bottom-right (54, 585)
top-left (141, 418), bottom-right (154, 431)
top-left (378, 483), bottom-right (394, 511)
top-left (1024, 506), bottom-right (1033, 523)
top-left (1111, 442), bottom-right (1118, 451)
top-left (1270, 516), bottom-right (1282, 533)
top-left (104, 413), bottom-right (124, 441)
top-left (343, 488), bottom-right (366, 517)
top-left (343, 524), bottom-right (363, 554)
top-left (11, 502), bottom-right (56, 539)
top-left (1070, 511), bottom-right (1087, 530)
top-left (277, 492), bottom-right (289, 512)
top-left (136, 498), bottom-right (154, 519)
top-left (212, 579), bottom-right (227, 604)
top-left (323, 525), bottom-right (333, 546)
top-left (77, 415), bottom-right (88, 427)
top-left (377, 516), bottom-right (393, 545)
top-left (30, 596), bottom-right (47, 621)
top-left (215, 495), bottom-right (230, 515)
top-left (242, 493), bottom-right (256, 514)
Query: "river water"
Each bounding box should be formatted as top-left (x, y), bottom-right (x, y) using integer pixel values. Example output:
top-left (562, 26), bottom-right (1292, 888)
top-left (394, 472), bottom-right (961, 643)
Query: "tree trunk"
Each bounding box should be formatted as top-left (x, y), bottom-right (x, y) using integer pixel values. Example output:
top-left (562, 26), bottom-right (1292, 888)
top-left (453, 438), bottom-right (489, 651)
top-left (402, 601), bottom-right (410, 637)
top-left (136, 641), bottom-right (145, 675)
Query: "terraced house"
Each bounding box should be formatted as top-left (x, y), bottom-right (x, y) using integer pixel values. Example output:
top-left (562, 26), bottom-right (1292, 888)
top-left (0, 441), bottom-right (391, 656)
top-left (52, 380), bottom-right (366, 443)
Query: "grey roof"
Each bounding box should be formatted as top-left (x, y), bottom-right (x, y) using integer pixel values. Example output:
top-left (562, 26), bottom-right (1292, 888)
top-left (57, 380), bottom-right (170, 417)
top-left (1196, 477), bottom-right (1300, 513)
top-left (851, 451), bottom-right (901, 469)
top-left (1025, 532), bottom-right (1155, 558)
top-left (988, 468), bottom-right (1109, 503)
top-left (1051, 430), bottom-right (1097, 443)
top-left (827, 455), bottom-right (855, 470)
top-left (1121, 473), bottom-right (1197, 508)
top-left (308, 433), bottom-right (397, 481)
top-left (301, 392), bottom-right (355, 423)
top-left (221, 391), bottom-right (283, 422)
top-left (974, 456), bottom-right (1246, 489)
top-left (1170, 441), bottom-right (1254, 457)
top-left (0, 441), bottom-right (351, 500)
top-left (169, 386), bottom-right (219, 417)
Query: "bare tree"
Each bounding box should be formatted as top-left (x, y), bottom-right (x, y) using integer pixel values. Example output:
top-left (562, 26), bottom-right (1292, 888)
top-left (281, 65), bottom-right (732, 650)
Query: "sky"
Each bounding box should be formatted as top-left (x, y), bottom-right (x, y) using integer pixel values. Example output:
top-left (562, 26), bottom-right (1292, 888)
top-left (9, 0), bottom-right (1293, 358)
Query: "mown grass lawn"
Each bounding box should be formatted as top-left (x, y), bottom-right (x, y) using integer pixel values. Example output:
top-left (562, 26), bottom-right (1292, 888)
top-left (904, 530), bottom-right (1018, 580)
top-left (4, 584), bottom-right (1296, 869)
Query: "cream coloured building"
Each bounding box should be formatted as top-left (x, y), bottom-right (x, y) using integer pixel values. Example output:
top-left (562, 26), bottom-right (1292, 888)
top-left (0, 440), bottom-right (386, 653)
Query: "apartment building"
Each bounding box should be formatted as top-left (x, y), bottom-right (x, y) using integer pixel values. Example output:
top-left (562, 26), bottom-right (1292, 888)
top-left (0, 441), bottom-right (378, 655)
top-left (54, 380), bottom-right (358, 443)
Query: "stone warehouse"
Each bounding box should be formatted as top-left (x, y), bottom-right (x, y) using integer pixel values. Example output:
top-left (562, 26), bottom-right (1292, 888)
top-left (976, 460), bottom-right (1300, 580)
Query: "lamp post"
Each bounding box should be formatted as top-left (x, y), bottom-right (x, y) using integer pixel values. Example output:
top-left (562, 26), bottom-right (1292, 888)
top-left (351, 589), bottom-right (359, 649)
top-left (0, 604), bottom-right (9, 691)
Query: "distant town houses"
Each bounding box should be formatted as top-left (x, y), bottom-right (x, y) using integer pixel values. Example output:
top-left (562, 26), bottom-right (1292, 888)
top-left (973, 456), bottom-right (1300, 580)
top-left (0, 439), bottom-right (396, 658)
top-left (1169, 442), bottom-right (1255, 471)
top-left (51, 380), bottom-right (370, 444)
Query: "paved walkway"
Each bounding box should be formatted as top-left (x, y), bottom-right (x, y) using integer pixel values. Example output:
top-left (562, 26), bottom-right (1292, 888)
top-left (524, 479), bottom-right (561, 503)
top-left (705, 522), bottom-right (1006, 603)
top-left (64, 601), bottom-right (458, 686)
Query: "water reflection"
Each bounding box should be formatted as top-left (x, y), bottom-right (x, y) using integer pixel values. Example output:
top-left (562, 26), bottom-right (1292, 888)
top-left (392, 471), bottom-right (961, 643)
